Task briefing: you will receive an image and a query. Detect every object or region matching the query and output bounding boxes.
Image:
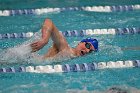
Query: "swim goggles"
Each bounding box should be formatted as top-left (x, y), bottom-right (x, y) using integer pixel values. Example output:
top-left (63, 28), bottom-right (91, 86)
top-left (85, 42), bottom-right (93, 52)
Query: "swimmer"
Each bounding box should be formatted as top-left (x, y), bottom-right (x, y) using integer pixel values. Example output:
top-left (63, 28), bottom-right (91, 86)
top-left (31, 19), bottom-right (98, 60)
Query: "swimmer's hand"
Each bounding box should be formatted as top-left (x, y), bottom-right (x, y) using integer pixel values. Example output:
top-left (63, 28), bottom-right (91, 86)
top-left (31, 39), bottom-right (46, 52)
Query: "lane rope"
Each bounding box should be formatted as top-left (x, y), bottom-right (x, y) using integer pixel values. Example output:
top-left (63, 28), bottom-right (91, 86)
top-left (0, 4), bottom-right (140, 16)
top-left (0, 27), bottom-right (139, 40)
top-left (0, 32), bottom-right (33, 39)
top-left (0, 60), bottom-right (140, 73)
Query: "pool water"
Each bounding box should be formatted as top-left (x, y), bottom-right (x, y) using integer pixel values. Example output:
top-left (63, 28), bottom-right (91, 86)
top-left (0, 0), bottom-right (140, 93)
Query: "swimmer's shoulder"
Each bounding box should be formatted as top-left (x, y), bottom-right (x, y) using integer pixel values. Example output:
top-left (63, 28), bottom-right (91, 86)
top-left (66, 47), bottom-right (77, 57)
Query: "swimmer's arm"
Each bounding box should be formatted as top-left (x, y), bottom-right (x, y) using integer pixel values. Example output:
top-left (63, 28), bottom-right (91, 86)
top-left (42, 19), bottom-right (69, 50)
top-left (43, 44), bottom-right (58, 58)
top-left (41, 19), bottom-right (53, 44)
top-left (31, 19), bottom-right (69, 52)
top-left (31, 19), bottom-right (52, 52)
top-left (121, 46), bottom-right (140, 50)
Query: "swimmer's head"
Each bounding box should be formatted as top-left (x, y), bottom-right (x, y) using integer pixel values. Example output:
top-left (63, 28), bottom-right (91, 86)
top-left (81, 38), bottom-right (98, 51)
top-left (75, 38), bottom-right (98, 56)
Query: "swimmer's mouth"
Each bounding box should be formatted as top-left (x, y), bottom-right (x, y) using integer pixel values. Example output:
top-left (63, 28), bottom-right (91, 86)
top-left (80, 51), bottom-right (85, 56)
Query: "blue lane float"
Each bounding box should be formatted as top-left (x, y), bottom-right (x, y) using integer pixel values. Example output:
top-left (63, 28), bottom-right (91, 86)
top-left (0, 66), bottom-right (25, 73)
top-left (0, 27), bottom-right (139, 40)
top-left (0, 4), bottom-right (140, 16)
top-left (0, 32), bottom-right (34, 40)
top-left (62, 62), bottom-right (98, 72)
top-left (62, 27), bottom-right (140, 37)
top-left (110, 5), bottom-right (133, 12)
top-left (0, 60), bottom-right (140, 73)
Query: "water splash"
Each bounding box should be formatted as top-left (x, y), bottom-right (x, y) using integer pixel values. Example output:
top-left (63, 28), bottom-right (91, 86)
top-left (0, 31), bottom-right (43, 64)
top-left (100, 44), bottom-right (123, 56)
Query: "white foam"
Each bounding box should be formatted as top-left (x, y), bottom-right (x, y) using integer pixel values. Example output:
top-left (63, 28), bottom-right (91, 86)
top-left (0, 31), bottom-right (42, 64)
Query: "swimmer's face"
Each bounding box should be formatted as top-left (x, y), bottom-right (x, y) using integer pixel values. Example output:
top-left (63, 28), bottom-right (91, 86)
top-left (76, 42), bottom-right (95, 56)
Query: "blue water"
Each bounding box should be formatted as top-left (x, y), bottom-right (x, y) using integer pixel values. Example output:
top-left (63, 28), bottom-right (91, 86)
top-left (0, 0), bottom-right (140, 93)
